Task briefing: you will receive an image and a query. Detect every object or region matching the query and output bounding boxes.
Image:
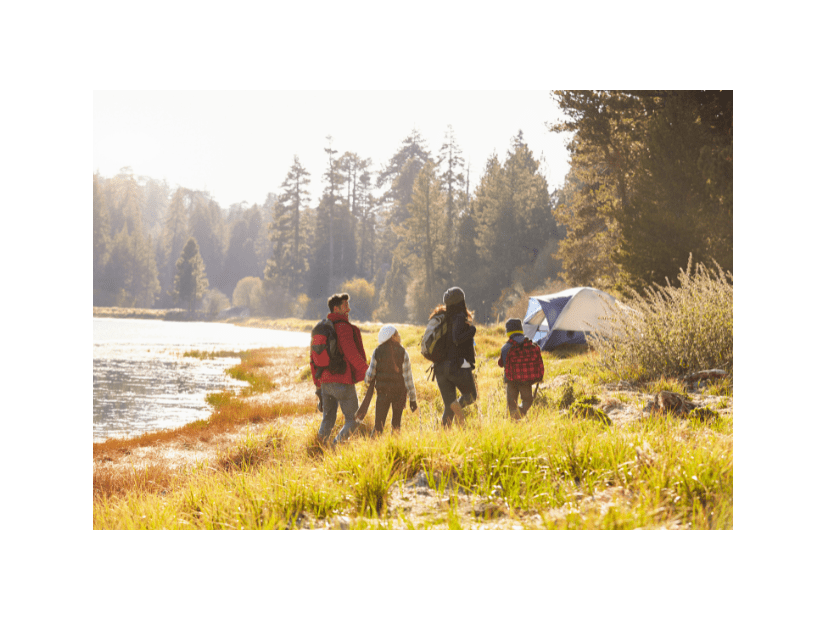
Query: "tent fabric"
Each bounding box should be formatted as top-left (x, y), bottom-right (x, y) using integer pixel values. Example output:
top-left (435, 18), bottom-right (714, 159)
top-left (522, 287), bottom-right (621, 351)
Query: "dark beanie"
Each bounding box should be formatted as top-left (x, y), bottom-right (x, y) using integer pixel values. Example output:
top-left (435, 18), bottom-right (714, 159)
top-left (443, 287), bottom-right (465, 307)
top-left (506, 317), bottom-right (523, 335)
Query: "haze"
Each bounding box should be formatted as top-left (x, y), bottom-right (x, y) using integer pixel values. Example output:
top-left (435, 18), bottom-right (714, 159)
top-left (93, 90), bottom-right (571, 208)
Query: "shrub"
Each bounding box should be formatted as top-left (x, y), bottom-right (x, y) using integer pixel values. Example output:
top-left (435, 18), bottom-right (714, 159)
top-left (292, 293), bottom-right (311, 319)
top-left (233, 277), bottom-right (267, 315)
top-left (341, 277), bottom-right (376, 321)
top-left (202, 289), bottom-right (230, 317)
top-left (589, 257), bottom-right (732, 381)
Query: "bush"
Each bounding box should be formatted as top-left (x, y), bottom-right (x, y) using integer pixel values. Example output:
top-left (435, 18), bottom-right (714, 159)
top-left (340, 277), bottom-right (375, 321)
top-left (589, 257), bottom-right (732, 381)
top-left (233, 277), bottom-right (265, 315)
top-left (202, 289), bottom-right (230, 317)
top-left (292, 293), bottom-right (311, 319)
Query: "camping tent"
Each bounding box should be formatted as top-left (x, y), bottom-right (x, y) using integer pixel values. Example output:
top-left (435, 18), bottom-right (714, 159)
top-left (522, 287), bottom-right (622, 351)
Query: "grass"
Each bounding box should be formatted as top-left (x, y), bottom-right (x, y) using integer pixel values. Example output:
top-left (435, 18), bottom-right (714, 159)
top-left (94, 403), bottom-right (732, 529)
top-left (94, 278), bottom-right (733, 529)
top-left (589, 257), bottom-right (733, 382)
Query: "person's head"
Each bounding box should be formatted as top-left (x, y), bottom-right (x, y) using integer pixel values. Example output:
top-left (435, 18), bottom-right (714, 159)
top-left (443, 287), bottom-right (465, 309)
top-left (443, 286), bottom-right (473, 321)
top-left (505, 317), bottom-right (524, 338)
top-left (377, 324), bottom-right (398, 346)
top-left (328, 293), bottom-right (350, 316)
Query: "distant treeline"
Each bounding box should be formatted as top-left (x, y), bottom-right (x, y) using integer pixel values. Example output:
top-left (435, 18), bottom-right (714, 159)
top-left (92, 91), bottom-right (732, 324)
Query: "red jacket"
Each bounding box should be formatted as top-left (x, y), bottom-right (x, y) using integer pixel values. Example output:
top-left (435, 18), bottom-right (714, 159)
top-left (311, 312), bottom-right (368, 387)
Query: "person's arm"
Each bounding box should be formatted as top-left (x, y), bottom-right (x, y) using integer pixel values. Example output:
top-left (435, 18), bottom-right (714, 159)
top-left (310, 355), bottom-right (321, 388)
top-left (364, 351), bottom-right (377, 384)
top-left (402, 350), bottom-right (417, 407)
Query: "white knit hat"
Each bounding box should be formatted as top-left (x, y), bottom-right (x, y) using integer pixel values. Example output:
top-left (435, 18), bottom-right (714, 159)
top-left (377, 324), bottom-right (397, 345)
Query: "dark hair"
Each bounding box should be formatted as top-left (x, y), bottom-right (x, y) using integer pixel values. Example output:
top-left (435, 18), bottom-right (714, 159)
top-left (431, 302), bottom-right (473, 322)
top-left (328, 293), bottom-right (350, 313)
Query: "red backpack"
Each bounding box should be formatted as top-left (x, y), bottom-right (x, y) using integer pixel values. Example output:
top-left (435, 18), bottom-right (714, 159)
top-left (504, 338), bottom-right (545, 384)
top-left (310, 318), bottom-right (346, 380)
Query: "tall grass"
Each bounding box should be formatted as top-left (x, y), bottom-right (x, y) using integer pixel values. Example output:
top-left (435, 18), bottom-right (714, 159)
top-left (94, 405), bottom-right (733, 529)
top-left (95, 297), bottom-right (733, 529)
top-left (590, 257), bottom-right (733, 382)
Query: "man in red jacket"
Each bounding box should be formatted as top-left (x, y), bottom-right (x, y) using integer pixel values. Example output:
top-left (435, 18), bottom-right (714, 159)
top-left (311, 293), bottom-right (369, 446)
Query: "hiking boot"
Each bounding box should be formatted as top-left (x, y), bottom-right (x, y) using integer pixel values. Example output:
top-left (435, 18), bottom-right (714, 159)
top-left (450, 401), bottom-right (465, 426)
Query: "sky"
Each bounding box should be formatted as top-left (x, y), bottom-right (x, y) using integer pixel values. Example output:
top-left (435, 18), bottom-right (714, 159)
top-left (93, 90), bottom-right (572, 209)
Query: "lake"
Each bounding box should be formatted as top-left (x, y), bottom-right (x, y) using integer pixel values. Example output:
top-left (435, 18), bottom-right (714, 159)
top-left (93, 317), bottom-right (309, 442)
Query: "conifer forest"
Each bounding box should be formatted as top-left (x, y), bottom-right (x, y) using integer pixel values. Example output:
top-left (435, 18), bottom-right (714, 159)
top-left (93, 90), bottom-right (733, 324)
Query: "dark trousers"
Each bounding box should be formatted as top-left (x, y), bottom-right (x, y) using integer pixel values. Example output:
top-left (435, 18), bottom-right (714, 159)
top-left (506, 381), bottom-right (534, 419)
top-left (434, 360), bottom-right (477, 427)
top-left (373, 390), bottom-right (406, 434)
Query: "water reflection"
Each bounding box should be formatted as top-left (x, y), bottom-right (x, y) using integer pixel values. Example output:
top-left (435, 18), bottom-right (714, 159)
top-left (93, 318), bottom-right (309, 442)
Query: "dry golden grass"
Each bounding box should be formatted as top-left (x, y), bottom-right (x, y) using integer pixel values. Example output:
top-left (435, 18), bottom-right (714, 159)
top-left (93, 346), bottom-right (318, 499)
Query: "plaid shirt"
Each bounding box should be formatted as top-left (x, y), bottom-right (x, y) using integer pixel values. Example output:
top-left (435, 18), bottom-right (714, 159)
top-left (498, 334), bottom-right (544, 384)
top-left (365, 347), bottom-right (417, 402)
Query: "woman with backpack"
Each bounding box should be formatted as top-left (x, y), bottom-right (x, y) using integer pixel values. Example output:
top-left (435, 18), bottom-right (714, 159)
top-left (431, 287), bottom-right (477, 428)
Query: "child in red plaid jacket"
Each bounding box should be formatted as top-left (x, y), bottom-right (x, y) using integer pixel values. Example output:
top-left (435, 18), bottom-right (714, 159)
top-left (497, 317), bottom-right (544, 420)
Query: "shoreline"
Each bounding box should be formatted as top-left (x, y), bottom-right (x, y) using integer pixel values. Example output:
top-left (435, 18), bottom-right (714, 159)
top-left (93, 307), bottom-right (414, 333)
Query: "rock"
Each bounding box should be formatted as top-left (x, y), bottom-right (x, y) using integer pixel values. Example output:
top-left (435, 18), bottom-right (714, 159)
top-left (653, 391), bottom-right (696, 415)
top-left (683, 369), bottom-right (727, 383)
top-left (568, 396), bottom-right (612, 425)
top-left (686, 406), bottom-right (719, 421)
top-left (547, 374), bottom-right (576, 389)
top-left (474, 501), bottom-right (507, 519)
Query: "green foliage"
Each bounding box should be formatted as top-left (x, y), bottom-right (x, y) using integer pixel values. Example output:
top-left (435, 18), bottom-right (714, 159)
top-left (589, 257), bottom-right (733, 381)
top-left (173, 237), bottom-right (209, 311)
top-left (614, 94), bottom-right (732, 291)
top-left (155, 187), bottom-right (190, 308)
top-left (188, 192), bottom-right (225, 287)
top-left (232, 276), bottom-right (264, 314)
top-left (202, 289), bottom-right (230, 317)
top-left (340, 277), bottom-right (375, 321)
top-left (551, 90), bottom-right (732, 293)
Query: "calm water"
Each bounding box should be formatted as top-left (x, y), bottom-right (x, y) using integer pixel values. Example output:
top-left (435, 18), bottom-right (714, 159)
top-left (93, 318), bottom-right (309, 442)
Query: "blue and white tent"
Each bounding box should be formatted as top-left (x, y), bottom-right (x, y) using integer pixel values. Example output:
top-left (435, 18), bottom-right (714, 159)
top-left (523, 287), bottom-right (623, 351)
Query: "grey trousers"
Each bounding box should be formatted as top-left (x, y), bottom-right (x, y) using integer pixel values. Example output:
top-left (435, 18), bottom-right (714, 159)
top-left (319, 382), bottom-right (360, 445)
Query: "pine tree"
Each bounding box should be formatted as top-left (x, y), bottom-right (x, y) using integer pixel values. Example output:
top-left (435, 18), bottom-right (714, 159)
top-left (372, 131), bottom-right (433, 320)
top-left (404, 160), bottom-right (447, 318)
top-left (438, 125), bottom-right (466, 274)
top-left (550, 90), bottom-right (732, 292)
top-left (472, 135), bottom-right (554, 321)
top-left (93, 174), bottom-right (111, 305)
top-left (99, 170), bottom-right (161, 308)
top-left (613, 92), bottom-right (733, 290)
top-left (220, 217), bottom-right (258, 297)
top-left (156, 187), bottom-right (190, 307)
top-left (173, 237), bottom-right (209, 311)
top-left (377, 129), bottom-right (432, 227)
top-left (188, 192), bottom-right (225, 291)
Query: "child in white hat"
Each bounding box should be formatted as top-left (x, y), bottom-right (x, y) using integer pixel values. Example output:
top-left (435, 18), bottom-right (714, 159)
top-left (364, 324), bottom-right (418, 435)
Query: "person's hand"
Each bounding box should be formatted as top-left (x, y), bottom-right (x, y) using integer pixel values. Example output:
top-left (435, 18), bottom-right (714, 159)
top-left (410, 400), bottom-right (418, 413)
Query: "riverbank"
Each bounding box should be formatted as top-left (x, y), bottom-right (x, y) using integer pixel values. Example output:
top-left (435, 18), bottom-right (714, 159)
top-left (93, 321), bottom-right (733, 530)
top-left (94, 306), bottom-right (427, 333)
